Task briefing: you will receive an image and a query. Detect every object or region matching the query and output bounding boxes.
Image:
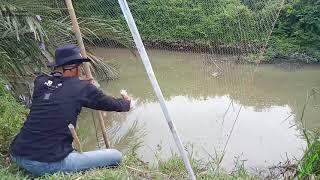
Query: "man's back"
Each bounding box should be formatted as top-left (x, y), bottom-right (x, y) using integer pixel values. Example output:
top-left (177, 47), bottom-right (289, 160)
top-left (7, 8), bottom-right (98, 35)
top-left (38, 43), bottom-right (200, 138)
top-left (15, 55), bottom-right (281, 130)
top-left (10, 44), bottom-right (130, 176)
top-left (10, 74), bottom-right (130, 162)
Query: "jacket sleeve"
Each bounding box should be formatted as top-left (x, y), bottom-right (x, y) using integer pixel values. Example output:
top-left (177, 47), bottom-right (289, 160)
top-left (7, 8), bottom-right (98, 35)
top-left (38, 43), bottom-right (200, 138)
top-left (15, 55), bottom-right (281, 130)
top-left (80, 84), bottom-right (130, 112)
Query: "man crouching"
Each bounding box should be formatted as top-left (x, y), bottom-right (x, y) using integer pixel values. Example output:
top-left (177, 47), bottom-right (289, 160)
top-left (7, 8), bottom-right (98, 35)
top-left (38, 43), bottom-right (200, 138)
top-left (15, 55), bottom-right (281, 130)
top-left (10, 44), bottom-right (131, 176)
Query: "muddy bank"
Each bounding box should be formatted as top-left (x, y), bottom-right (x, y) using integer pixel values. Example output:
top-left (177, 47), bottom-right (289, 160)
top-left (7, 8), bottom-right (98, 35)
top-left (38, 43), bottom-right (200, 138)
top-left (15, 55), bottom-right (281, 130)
top-left (87, 39), bottom-right (263, 54)
top-left (87, 39), bottom-right (319, 65)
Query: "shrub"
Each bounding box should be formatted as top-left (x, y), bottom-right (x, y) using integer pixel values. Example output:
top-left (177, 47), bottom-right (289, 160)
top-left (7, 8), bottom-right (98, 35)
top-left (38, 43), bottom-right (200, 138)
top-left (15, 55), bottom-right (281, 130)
top-left (0, 80), bottom-right (27, 157)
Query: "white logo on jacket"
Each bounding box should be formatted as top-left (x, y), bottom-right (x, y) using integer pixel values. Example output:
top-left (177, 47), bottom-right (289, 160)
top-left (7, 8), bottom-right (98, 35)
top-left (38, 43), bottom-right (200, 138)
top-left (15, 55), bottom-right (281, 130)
top-left (44, 80), bottom-right (53, 87)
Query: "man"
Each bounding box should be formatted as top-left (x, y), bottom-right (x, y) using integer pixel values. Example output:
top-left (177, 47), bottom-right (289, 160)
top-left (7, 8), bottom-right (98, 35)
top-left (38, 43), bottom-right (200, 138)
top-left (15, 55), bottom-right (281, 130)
top-left (10, 44), bottom-right (131, 176)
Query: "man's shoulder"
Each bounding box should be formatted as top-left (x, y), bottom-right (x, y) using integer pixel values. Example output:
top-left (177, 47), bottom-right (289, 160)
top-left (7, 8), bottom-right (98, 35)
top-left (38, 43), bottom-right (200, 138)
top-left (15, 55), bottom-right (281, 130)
top-left (68, 78), bottom-right (95, 92)
top-left (34, 74), bottom-right (90, 90)
top-left (34, 73), bottom-right (50, 83)
top-left (70, 78), bottom-right (91, 86)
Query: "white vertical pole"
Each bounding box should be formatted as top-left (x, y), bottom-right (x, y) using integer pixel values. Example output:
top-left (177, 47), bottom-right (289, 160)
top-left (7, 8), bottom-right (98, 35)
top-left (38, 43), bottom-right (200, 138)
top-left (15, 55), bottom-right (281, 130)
top-left (118, 0), bottom-right (196, 179)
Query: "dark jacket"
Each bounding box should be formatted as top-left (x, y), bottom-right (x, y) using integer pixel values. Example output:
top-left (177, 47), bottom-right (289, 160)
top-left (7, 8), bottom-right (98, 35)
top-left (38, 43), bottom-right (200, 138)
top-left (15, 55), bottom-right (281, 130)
top-left (10, 74), bottom-right (130, 162)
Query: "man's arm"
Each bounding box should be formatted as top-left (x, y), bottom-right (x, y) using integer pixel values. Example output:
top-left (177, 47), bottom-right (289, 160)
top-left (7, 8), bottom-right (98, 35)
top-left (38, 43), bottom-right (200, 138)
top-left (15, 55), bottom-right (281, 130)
top-left (80, 84), bottom-right (130, 112)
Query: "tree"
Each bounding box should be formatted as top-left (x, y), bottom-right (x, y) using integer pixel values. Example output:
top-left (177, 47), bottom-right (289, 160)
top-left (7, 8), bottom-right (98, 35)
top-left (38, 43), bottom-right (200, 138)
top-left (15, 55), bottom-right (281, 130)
top-left (0, 0), bottom-right (133, 83)
top-left (269, 0), bottom-right (320, 62)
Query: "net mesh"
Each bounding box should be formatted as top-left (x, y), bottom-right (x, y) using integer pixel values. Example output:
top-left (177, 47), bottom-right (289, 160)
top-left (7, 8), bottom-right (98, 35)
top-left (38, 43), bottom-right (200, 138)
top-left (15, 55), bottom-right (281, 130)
top-left (1, 0), bottom-right (292, 168)
top-left (73, 0), bottom-right (284, 103)
top-left (75, 0), bottom-right (282, 54)
top-left (73, 0), bottom-right (285, 163)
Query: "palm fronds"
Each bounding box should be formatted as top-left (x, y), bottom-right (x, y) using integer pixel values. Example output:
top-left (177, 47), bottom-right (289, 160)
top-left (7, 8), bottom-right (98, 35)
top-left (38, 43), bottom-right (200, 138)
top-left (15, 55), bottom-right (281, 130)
top-left (79, 17), bottom-right (134, 51)
top-left (87, 52), bottom-right (119, 81)
top-left (0, 0), bottom-right (134, 84)
top-left (0, 37), bottom-right (47, 80)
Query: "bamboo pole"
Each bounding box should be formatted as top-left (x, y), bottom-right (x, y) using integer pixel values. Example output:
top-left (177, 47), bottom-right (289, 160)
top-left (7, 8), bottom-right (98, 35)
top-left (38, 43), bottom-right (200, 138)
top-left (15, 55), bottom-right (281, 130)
top-left (65, 0), bottom-right (110, 149)
top-left (117, 0), bottom-right (196, 179)
top-left (68, 124), bottom-right (83, 152)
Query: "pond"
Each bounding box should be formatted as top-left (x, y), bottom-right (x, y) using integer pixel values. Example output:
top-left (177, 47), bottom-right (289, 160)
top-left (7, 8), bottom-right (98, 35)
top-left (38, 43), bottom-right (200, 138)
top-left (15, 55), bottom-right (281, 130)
top-left (78, 48), bottom-right (320, 170)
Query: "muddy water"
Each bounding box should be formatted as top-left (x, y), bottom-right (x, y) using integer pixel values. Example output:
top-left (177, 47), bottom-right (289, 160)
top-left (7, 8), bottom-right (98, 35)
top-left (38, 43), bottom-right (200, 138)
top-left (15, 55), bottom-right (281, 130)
top-left (78, 48), bottom-right (320, 170)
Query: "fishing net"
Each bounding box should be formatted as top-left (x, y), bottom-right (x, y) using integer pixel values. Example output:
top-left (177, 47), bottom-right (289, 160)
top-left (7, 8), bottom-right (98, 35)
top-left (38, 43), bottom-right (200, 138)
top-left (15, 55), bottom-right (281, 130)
top-left (1, 0), bottom-right (292, 170)
top-left (71, 0), bottom-right (285, 106)
top-left (71, 0), bottom-right (285, 164)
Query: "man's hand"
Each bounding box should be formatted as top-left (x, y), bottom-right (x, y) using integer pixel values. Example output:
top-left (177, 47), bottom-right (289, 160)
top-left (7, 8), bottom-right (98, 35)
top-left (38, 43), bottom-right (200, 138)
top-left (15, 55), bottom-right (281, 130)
top-left (120, 89), bottom-right (130, 101)
top-left (120, 89), bottom-right (136, 110)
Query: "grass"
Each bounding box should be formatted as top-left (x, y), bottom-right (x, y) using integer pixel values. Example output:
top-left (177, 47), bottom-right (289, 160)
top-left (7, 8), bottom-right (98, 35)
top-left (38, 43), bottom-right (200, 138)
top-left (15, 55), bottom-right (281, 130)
top-left (295, 88), bottom-right (320, 179)
top-left (0, 149), bottom-right (260, 180)
top-left (298, 140), bottom-right (320, 178)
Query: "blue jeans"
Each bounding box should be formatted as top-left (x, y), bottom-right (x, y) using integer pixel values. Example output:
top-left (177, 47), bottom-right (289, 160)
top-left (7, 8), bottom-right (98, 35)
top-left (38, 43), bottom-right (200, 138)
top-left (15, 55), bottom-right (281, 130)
top-left (11, 149), bottom-right (122, 176)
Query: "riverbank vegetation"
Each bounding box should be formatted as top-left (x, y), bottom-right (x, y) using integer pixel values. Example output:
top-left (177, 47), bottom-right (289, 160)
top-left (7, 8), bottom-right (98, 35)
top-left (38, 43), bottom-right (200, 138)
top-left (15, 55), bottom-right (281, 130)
top-left (296, 88), bottom-right (320, 179)
top-left (1, 152), bottom-right (258, 180)
top-left (76, 0), bottom-right (319, 64)
top-left (299, 139), bottom-right (320, 179)
top-left (0, 81), bottom-right (27, 159)
top-left (77, 0), bottom-right (280, 54)
top-left (267, 0), bottom-right (320, 64)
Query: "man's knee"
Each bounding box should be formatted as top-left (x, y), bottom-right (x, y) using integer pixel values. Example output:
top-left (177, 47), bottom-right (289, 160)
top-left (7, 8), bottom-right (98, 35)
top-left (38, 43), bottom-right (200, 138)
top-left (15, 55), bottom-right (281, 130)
top-left (103, 149), bottom-right (123, 166)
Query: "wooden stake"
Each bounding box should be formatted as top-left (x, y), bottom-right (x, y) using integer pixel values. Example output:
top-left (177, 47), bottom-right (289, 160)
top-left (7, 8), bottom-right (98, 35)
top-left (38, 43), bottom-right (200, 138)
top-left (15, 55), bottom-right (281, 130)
top-left (68, 124), bottom-right (83, 152)
top-left (98, 111), bottom-right (109, 148)
top-left (65, 0), bottom-right (110, 149)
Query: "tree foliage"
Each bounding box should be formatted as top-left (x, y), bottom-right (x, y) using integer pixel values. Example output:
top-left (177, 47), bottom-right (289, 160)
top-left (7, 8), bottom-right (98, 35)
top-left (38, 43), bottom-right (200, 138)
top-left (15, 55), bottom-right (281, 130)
top-left (269, 0), bottom-right (320, 62)
top-left (77, 0), bottom-right (280, 47)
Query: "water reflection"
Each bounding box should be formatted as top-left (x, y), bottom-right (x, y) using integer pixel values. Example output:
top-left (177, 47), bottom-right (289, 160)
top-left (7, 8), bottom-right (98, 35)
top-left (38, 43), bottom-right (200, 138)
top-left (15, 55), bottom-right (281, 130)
top-left (78, 109), bottom-right (146, 153)
top-left (113, 96), bottom-right (305, 169)
top-left (78, 48), bottom-right (320, 169)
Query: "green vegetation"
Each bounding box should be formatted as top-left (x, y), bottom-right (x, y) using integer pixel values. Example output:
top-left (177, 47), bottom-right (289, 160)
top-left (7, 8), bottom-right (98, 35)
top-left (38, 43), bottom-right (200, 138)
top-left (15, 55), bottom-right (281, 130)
top-left (267, 0), bottom-right (320, 63)
top-left (0, 0), bottom-right (133, 84)
top-left (0, 80), bottom-right (27, 158)
top-left (78, 0), bottom-right (279, 46)
top-left (76, 0), bottom-right (319, 63)
top-left (0, 152), bottom-right (259, 180)
top-left (299, 140), bottom-right (320, 179)
top-left (296, 88), bottom-right (320, 179)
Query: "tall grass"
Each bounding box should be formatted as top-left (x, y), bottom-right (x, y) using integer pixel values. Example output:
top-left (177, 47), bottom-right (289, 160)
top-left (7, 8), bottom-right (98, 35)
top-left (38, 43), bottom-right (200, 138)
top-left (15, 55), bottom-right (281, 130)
top-left (297, 88), bottom-right (320, 179)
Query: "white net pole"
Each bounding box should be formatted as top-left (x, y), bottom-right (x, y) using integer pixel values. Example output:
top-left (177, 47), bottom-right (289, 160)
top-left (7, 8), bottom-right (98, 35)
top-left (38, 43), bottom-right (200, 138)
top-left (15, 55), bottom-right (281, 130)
top-left (117, 0), bottom-right (196, 179)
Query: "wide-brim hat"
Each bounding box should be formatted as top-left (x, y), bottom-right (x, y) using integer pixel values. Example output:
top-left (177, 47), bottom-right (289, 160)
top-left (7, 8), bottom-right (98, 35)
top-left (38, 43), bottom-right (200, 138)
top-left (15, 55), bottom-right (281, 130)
top-left (47, 44), bottom-right (91, 68)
